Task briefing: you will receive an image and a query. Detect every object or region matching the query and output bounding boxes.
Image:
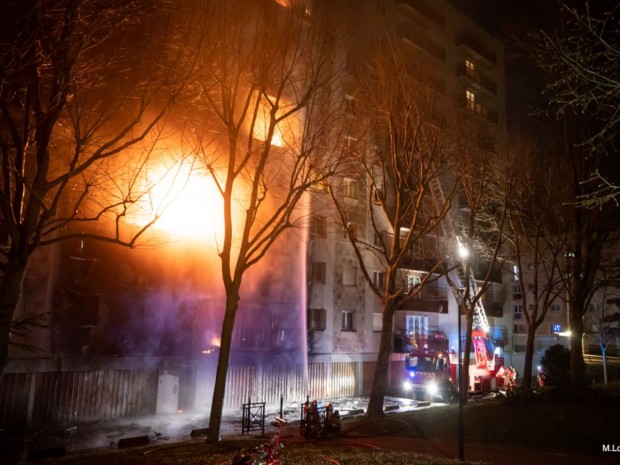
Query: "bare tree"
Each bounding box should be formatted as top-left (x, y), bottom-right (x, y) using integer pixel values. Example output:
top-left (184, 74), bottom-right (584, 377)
top-left (512, 2), bottom-right (620, 386)
top-left (555, 114), bottom-right (620, 385)
top-left (328, 41), bottom-right (454, 418)
top-left (585, 278), bottom-right (620, 385)
top-left (536, 1), bottom-right (620, 206)
top-left (446, 115), bottom-right (511, 402)
top-left (502, 135), bottom-right (569, 389)
top-left (184, 0), bottom-right (345, 442)
top-left (538, 2), bottom-right (619, 152)
top-left (0, 0), bottom-right (185, 375)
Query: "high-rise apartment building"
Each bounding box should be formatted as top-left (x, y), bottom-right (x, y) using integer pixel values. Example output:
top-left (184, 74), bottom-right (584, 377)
top-left (305, 0), bottom-right (513, 382)
top-left (1, 1), bottom-right (584, 431)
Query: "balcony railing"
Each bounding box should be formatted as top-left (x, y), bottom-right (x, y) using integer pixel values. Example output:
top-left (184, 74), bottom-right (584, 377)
top-left (398, 24), bottom-right (446, 62)
top-left (456, 62), bottom-right (497, 95)
top-left (461, 97), bottom-right (498, 124)
top-left (397, 0), bottom-right (445, 30)
top-left (455, 31), bottom-right (497, 66)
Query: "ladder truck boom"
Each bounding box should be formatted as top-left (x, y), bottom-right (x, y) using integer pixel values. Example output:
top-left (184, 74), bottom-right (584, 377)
top-left (428, 175), bottom-right (488, 332)
top-left (405, 177), bottom-right (516, 397)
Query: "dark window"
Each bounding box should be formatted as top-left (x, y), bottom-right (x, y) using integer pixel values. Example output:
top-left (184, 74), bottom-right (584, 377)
top-left (308, 261), bottom-right (326, 283)
top-left (311, 215), bottom-right (327, 237)
top-left (308, 308), bottom-right (327, 331)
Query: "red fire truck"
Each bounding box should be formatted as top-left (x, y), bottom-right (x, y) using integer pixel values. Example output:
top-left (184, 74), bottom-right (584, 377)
top-left (403, 330), bottom-right (516, 402)
top-left (404, 176), bottom-right (518, 402)
top-left (403, 333), bottom-right (457, 402)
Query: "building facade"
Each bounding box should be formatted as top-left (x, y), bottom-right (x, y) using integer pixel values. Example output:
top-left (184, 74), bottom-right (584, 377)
top-left (305, 0), bottom-right (519, 386)
top-left (1, 0), bottom-right (585, 431)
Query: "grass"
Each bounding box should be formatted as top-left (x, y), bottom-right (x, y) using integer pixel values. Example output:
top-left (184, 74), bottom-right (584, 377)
top-left (17, 381), bottom-right (620, 465)
top-left (399, 386), bottom-right (619, 455)
top-left (28, 445), bottom-right (481, 465)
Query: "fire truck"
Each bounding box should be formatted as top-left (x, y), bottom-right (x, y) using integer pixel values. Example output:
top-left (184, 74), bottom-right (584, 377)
top-left (403, 333), bottom-right (457, 402)
top-left (402, 178), bottom-right (517, 401)
top-left (403, 329), bottom-right (515, 401)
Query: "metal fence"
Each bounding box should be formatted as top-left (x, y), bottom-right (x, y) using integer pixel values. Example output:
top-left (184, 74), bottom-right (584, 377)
top-left (0, 357), bottom-right (390, 432)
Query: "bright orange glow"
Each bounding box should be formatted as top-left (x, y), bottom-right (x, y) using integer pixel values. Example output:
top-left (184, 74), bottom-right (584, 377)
top-left (130, 160), bottom-right (225, 243)
top-left (253, 95), bottom-right (302, 149)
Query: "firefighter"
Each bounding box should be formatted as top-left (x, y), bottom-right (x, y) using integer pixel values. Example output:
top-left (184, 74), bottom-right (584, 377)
top-left (436, 352), bottom-right (446, 371)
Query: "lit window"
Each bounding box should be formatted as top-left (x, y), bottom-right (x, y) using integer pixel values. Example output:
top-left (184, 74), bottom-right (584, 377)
top-left (407, 275), bottom-right (421, 292)
top-left (373, 271), bottom-right (385, 289)
top-left (465, 59), bottom-right (475, 72)
top-left (343, 178), bottom-right (359, 200)
top-left (513, 304), bottom-right (523, 320)
top-left (466, 90), bottom-right (476, 111)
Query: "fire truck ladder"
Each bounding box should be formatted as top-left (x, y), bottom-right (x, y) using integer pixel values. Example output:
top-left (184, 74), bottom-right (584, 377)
top-left (428, 176), bottom-right (489, 333)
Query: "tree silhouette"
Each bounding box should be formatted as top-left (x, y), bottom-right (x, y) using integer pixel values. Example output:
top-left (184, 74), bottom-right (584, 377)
top-left (0, 0), bottom-right (187, 375)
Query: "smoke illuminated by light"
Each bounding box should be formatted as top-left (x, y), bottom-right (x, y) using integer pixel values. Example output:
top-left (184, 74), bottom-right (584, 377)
top-left (130, 160), bottom-right (225, 243)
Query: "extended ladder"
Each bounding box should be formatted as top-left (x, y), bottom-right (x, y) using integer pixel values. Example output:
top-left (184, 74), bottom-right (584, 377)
top-left (428, 175), bottom-right (489, 332)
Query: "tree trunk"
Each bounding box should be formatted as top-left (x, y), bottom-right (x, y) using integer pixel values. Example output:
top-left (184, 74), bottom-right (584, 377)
top-left (522, 325), bottom-right (537, 390)
top-left (366, 301), bottom-right (395, 418)
top-left (207, 287), bottom-right (241, 443)
top-left (568, 312), bottom-right (585, 384)
top-left (0, 256), bottom-right (30, 379)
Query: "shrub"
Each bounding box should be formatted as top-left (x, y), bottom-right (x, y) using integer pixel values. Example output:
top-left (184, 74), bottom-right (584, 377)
top-left (540, 343), bottom-right (570, 386)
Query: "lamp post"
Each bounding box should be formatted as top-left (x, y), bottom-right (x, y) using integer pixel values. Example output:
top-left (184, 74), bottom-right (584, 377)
top-left (456, 292), bottom-right (465, 462)
top-left (456, 241), bottom-right (468, 462)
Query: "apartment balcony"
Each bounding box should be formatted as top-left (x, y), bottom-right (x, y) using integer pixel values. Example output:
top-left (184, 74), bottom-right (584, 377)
top-left (398, 285), bottom-right (449, 313)
top-left (399, 254), bottom-right (438, 273)
top-left (460, 97), bottom-right (498, 124)
top-left (456, 62), bottom-right (497, 95)
top-left (398, 296), bottom-right (449, 314)
top-left (456, 31), bottom-right (497, 66)
top-left (398, 24), bottom-right (446, 63)
top-left (397, 0), bottom-right (445, 31)
top-left (394, 325), bottom-right (448, 353)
